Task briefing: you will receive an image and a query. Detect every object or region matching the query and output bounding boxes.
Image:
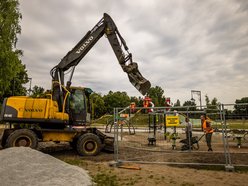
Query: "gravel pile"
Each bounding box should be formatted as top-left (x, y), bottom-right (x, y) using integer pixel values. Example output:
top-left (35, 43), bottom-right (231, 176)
top-left (0, 147), bottom-right (92, 186)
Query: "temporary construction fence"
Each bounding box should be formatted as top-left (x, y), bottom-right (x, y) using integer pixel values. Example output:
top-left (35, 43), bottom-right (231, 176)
top-left (109, 104), bottom-right (248, 171)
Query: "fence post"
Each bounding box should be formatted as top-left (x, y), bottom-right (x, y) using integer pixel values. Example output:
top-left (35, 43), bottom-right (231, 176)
top-left (114, 107), bottom-right (119, 163)
top-left (164, 113), bottom-right (167, 140)
top-left (220, 104), bottom-right (234, 171)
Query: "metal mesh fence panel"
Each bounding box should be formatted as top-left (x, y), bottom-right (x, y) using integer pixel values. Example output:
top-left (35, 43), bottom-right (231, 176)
top-left (110, 105), bottom-right (244, 169)
top-left (221, 104), bottom-right (248, 167)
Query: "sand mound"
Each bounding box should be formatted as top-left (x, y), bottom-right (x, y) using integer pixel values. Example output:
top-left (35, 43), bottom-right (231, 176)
top-left (0, 147), bottom-right (92, 186)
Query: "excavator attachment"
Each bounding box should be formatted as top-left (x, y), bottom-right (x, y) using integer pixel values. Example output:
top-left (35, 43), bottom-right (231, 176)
top-left (128, 74), bottom-right (151, 96)
top-left (123, 62), bottom-right (151, 95)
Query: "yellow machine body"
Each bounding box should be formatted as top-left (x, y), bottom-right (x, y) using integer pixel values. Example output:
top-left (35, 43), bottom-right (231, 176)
top-left (1, 96), bottom-right (68, 122)
top-left (42, 131), bottom-right (76, 142)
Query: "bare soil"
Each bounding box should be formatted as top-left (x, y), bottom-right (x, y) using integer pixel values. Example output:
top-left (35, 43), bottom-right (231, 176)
top-left (40, 141), bottom-right (248, 186)
top-left (2, 124), bottom-right (248, 185)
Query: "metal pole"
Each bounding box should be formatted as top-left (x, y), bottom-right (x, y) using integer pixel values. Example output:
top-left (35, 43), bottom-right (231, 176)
top-left (199, 91), bottom-right (202, 110)
top-left (186, 107), bottom-right (191, 152)
top-left (153, 114), bottom-right (156, 139)
top-left (114, 108), bottom-right (119, 162)
top-left (220, 104), bottom-right (234, 171)
top-left (164, 111), bottom-right (167, 140)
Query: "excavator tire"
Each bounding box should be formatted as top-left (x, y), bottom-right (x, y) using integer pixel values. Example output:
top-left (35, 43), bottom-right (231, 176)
top-left (6, 129), bottom-right (38, 149)
top-left (76, 133), bottom-right (102, 156)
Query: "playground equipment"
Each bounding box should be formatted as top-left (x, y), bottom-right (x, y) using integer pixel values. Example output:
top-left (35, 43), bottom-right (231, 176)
top-left (105, 105), bottom-right (136, 135)
top-left (231, 129), bottom-right (248, 148)
top-left (146, 109), bottom-right (181, 148)
top-left (105, 97), bottom-right (154, 134)
top-left (147, 112), bottom-right (159, 145)
top-left (105, 115), bottom-right (135, 135)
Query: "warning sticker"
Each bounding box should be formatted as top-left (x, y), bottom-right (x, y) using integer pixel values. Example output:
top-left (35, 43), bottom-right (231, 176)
top-left (166, 116), bottom-right (180, 126)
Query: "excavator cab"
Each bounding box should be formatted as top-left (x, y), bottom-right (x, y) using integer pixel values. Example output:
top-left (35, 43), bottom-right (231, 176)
top-left (68, 87), bottom-right (92, 125)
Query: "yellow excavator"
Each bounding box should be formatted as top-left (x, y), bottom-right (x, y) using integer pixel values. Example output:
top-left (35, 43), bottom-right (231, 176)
top-left (0, 13), bottom-right (151, 156)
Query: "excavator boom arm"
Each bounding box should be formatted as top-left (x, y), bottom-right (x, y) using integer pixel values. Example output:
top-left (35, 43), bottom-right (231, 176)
top-left (51, 13), bottom-right (151, 111)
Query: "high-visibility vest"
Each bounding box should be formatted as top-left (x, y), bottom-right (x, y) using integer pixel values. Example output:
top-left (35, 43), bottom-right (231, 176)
top-left (202, 120), bottom-right (214, 133)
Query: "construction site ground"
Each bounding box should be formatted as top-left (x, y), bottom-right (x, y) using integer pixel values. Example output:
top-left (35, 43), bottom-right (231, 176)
top-left (1, 124), bottom-right (248, 185)
top-left (40, 136), bottom-right (248, 186)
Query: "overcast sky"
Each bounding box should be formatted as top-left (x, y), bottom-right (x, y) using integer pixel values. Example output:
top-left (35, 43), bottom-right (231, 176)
top-left (17, 0), bottom-right (248, 105)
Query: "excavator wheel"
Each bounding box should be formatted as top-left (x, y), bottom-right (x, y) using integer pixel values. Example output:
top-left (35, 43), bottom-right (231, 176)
top-left (76, 133), bottom-right (102, 156)
top-left (6, 129), bottom-right (38, 149)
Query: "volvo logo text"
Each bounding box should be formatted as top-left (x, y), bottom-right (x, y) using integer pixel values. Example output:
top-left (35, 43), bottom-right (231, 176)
top-left (76, 36), bottom-right (94, 54)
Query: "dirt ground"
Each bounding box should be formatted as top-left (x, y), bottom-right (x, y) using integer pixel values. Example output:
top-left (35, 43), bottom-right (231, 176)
top-left (40, 141), bottom-right (248, 186)
top-left (2, 124), bottom-right (248, 185)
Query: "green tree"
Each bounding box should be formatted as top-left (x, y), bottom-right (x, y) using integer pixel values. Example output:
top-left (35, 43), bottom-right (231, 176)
top-left (174, 99), bottom-right (181, 107)
top-left (90, 92), bottom-right (106, 119)
top-left (210, 97), bottom-right (219, 110)
top-left (234, 97), bottom-right (248, 115)
top-left (31, 85), bottom-right (45, 98)
top-left (205, 95), bottom-right (219, 112)
top-left (130, 96), bottom-right (146, 107)
top-left (205, 94), bottom-right (210, 107)
top-left (0, 0), bottom-right (28, 101)
top-left (1, 64), bottom-right (28, 99)
top-left (137, 96), bottom-right (144, 107)
top-left (147, 86), bottom-right (165, 106)
top-left (103, 91), bottom-right (130, 113)
top-left (182, 100), bottom-right (196, 111)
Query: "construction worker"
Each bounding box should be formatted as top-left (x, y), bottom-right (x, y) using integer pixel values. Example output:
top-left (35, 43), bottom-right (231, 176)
top-left (185, 117), bottom-right (193, 147)
top-left (201, 115), bottom-right (214, 151)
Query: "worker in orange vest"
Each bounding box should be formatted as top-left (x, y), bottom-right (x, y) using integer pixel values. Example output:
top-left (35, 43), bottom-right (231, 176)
top-left (201, 115), bottom-right (214, 151)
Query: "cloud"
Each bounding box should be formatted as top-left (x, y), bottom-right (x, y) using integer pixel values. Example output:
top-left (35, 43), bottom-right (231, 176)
top-left (17, 0), bottom-right (248, 105)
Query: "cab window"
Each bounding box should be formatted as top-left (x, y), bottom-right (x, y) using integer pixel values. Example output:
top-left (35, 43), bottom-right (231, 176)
top-left (69, 89), bottom-right (85, 113)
